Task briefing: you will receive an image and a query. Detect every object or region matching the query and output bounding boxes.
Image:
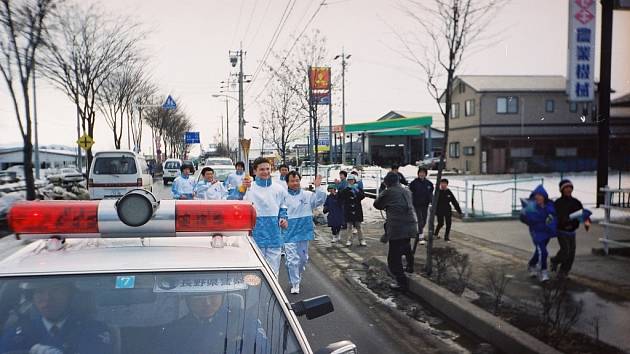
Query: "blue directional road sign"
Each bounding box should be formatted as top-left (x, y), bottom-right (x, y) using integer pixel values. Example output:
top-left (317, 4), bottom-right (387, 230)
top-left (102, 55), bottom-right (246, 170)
top-left (185, 132), bottom-right (200, 144)
top-left (162, 95), bottom-right (177, 110)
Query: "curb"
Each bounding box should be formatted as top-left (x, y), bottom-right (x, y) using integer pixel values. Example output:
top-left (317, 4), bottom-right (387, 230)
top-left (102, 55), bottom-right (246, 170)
top-left (370, 256), bottom-right (563, 354)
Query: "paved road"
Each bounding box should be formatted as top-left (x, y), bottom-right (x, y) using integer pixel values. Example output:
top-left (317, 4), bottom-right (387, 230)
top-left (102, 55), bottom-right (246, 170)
top-left (153, 180), bottom-right (418, 353)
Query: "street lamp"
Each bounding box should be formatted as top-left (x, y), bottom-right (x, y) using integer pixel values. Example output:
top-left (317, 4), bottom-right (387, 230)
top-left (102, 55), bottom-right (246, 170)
top-left (212, 93), bottom-right (239, 160)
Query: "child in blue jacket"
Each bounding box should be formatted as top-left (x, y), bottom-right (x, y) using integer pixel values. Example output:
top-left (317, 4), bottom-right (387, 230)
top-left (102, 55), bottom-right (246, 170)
top-left (520, 184), bottom-right (557, 282)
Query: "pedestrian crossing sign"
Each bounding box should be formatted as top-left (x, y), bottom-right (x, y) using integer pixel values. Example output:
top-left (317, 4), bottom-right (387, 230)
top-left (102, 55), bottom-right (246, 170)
top-left (76, 134), bottom-right (94, 150)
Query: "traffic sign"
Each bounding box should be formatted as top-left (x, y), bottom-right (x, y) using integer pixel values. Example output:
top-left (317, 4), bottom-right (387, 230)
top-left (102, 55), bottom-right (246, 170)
top-left (162, 95), bottom-right (177, 110)
top-left (185, 132), bottom-right (200, 144)
top-left (76, 134), bottom-right (94, 150)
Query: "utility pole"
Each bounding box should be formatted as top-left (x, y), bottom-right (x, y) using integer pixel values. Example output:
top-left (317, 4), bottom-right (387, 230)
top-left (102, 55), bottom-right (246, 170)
top-left (229, 46), bottom-right (250, 163)
top-left (33, 60), bottom-right (40, 179)
top-left (597, 0), bottom-right (613, 206)
top-left (335, 49), bottom-right (351, 164)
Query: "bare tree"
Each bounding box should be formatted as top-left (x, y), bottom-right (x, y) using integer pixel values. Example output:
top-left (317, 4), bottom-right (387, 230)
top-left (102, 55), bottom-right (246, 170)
top-left (144, 101), bottom-right (191, 160)
top-left (396, 0), bottom-right (505, 275)
top-left (129, 77), bottom-right (157, 152)
top-left (261, 78), bottom-right (307, 162)
top-left (267, 30), bottom-right (333, 171)
top-left (42, 4), bottom-right (144, 170)
top-left (0, 0), bottom-right (56, 200)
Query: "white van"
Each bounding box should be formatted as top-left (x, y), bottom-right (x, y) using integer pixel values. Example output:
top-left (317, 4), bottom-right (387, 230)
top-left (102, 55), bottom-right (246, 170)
top-left (162, 158), bottom-right (182, 185)
top-left (88, 150), bottom-right (153, 199)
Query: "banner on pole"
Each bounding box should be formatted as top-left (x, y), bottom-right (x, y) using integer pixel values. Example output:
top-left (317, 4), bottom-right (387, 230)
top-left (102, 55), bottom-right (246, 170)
top-left (566, 0), bottom-right (596, 102)
top-left (309, 67), bottom-right (331, 90)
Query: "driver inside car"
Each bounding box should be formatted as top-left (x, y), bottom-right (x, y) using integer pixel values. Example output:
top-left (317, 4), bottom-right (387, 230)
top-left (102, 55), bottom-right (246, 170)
top-left (0, 281), bottom-right (113, 354)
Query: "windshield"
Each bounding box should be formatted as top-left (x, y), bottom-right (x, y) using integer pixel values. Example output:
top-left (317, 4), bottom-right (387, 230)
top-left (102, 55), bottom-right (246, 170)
top-left (205, 159), bottom-right (232, 166)
top-left (0, 271), bottom-right (302, 354)
top-left (93, 157), bottom-right (137, 175)
top-left (164, 161), bottom-right (180, 170)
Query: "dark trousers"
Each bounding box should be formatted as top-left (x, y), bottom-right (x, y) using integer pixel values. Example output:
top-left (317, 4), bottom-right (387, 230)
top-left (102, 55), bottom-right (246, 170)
top-left (414, 205), bottom-right (429, 235)
top-left (388, 238), bottom-right (411, 289)
top-left (331, 225), bottom-right (341, 235)
top-left (435, 213), bottom-right (452, 240)
top-left (551, 233), bottom-right (576, 274)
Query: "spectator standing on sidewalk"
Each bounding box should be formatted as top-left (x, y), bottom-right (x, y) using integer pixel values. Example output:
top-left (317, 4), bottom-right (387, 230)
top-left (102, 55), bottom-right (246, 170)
top-left (409, 167), bottom-right (434, 246)
top-left (434, 178), bottom-right (462, 241)
top-left (323, 184), bottom-right (344, 243)
top-left (338, 174), bottom-right (366, 247)
top-left (373, 172), bottom-right (418, 292)
top-left (520, 184), bottom-right (557, 282)
top-left (551, 179), bottom-right (591, 278)
top-left (350, 170), bottom-right (364, 190)
top-left (390, 164), bottom-right (408, 186)
top-left (283, 172), bottom-right (326, 294)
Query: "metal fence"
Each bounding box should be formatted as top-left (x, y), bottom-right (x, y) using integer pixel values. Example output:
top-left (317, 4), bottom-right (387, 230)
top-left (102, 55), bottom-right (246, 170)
top-left (599, 187), bottom-right (630, 255)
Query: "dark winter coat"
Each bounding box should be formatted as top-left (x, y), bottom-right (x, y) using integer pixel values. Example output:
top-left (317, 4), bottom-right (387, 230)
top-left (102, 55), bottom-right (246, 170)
top-left (338, 186), bottom-right (365, 222)
top-left (520, 185), bottom-right (557, 242)
top-left (554, 195), bottom-right (583, 233)
top-left (373, 184), bottom-right (417, 241)
top-left (435, 188), bottom-right (462, 216)
top-left (323, 194), bottom-right (344, 228)
top-left (409, 177), bottom-right (434, 207)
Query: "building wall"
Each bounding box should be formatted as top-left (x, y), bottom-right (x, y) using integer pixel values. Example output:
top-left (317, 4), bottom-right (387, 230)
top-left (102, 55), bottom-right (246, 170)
top-left (447, 81), bottom-right (482, 173)
top-left (0, 150), bottom-right (78, 170)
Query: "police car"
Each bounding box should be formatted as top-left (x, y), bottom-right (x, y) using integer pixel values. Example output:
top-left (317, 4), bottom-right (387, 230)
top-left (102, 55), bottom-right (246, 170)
top-left (0, 190), bottom-right (357, 354)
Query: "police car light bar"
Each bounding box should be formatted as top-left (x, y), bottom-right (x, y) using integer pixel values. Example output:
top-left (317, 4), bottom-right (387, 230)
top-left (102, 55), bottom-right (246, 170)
top-left (8, 200), bottom-right (257, 238)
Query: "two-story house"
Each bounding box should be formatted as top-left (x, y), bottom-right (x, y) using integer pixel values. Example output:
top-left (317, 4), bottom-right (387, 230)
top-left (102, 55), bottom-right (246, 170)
top-left (445, 75), bottom-right (630, 174)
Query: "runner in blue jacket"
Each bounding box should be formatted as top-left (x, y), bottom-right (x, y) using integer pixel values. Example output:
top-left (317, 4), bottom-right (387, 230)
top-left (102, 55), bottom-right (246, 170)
top-left (171, 162), bottom-right (196, 200)
top-left (520, 184), bottom-right (557, 282)
top-left (240, 157), bottom-right (290, 276)
top-left (283, 172), bottom-right (326, 294)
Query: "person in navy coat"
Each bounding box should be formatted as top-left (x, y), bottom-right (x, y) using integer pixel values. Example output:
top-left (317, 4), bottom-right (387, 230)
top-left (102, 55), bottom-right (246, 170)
top-left (323, 183), bottom-right (344, 243)
top-left (0, 281), bottom-right (113, 354)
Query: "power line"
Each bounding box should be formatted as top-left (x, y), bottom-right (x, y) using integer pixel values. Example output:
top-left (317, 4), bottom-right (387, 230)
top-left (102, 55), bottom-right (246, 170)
top-left (246, 0), bottom-right (297, 92)
top-left (252, 0), bottom-right (327, 103)
top-left (247, 0), bottom-right (272, 47)
top-left (241, 0), bottom-right (259, 45)
top-left (229, 0), bottom-right (246, 48)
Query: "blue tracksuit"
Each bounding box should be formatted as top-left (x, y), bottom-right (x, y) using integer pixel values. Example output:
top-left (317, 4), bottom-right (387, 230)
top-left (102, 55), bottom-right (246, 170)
top-left (171, 174), bottom-right (196, 199)
top-left (520, 185), bottom-right (557, 271)
top-left (284, 187), bottom-right (327, 287)
top-left (243, 177), bottom-right (289, 275)
top-left (224, 171), bottom-right (245, 200)
top-left (194, 179), bottom-right (227, 200)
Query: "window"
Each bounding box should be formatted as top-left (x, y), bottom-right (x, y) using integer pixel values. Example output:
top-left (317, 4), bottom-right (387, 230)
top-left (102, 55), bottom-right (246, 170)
top-left (463, 146), bottom-right (475, 156)
top-left (449, 142), bottom-right (460, 158)
top-left (556, 147), bottom-right (577, 157)
top-left (0, 271), bottom-right (302, 354)
top-left (496, 96), bottom-right (519, 114)
top-left (545, 99), bottom-right (555, 113)
top-left (569, 101), bottom-right (578, 113)
top-left (465, 99), bottom-right (475, 116)
top-left (510, 147), bottom-right (533, 158)
top-left (164, 161), bottom-right (181, 170)
top-left (93, 156), bottom-right (138, 175)
top-left (450, 103), bottom-right (460, 119)
top-left (458, 81), bottom-right (466, 93)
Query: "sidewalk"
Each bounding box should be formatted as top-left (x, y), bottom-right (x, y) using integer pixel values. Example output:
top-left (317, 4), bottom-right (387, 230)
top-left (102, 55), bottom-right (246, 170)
top-left (450, 220), bottom-right (630, 294)
top-left (313, 218), bottom-right (630, 352)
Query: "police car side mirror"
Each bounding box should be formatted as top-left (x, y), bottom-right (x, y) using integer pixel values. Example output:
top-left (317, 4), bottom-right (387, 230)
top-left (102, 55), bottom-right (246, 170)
top-left (291, 295), bottom-right (334, 320)
top-left (314, 340), bottom-right (358, 354)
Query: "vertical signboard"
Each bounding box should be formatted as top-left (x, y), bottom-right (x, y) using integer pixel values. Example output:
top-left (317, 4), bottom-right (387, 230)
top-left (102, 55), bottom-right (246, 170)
top-left (567, 0), bottom-right (596, 102)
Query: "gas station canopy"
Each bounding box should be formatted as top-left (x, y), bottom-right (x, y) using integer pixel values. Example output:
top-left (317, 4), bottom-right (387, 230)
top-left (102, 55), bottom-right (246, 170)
top-left (338, 116), bottom-right (433, 134)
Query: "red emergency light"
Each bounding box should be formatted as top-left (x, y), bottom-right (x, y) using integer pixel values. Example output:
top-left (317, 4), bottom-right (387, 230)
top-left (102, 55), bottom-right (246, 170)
top-left (175, 201), bottom-right (257, 232)
top-left (8, 199), bottom-right (257, 237)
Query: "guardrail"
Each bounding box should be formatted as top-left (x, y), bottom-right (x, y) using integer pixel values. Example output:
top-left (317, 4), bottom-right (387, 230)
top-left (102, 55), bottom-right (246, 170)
top-left (599, 186), bottom-right (630, 255)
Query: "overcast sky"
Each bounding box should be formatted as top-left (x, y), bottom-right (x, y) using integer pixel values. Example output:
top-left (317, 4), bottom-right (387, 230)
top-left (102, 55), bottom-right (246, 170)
top-left (1, 0), bottom-right (629, 155)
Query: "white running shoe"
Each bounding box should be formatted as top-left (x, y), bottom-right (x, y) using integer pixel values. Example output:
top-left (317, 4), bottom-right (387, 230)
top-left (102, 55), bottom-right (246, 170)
top-left (345, 240), bottom-right (352, 247)
top-left (419, 239), bottom-right (426, 245)
top-left (359, 240), bottom-right (367, 246)
top-left (290, 285), bottom-right (300, 294)
top-left (352, 229), bottom-right (358, 234)
top-left (528, 266), bottom-right (538, 278)
top-left (331, 237), bottom-right (337, 243)
top-left (540, 270), bottom-right (550, 282)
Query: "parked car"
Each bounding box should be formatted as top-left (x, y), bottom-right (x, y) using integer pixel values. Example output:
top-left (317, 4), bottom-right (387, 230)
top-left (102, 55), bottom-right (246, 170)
top-left (421, 151), bottom-right (444, 169)
top-left (162, 158), bottom-right (183, 185)
top-left (88, 150), bottom-right (152, 199)
top-left (46, 167), bottom-right (84, 184)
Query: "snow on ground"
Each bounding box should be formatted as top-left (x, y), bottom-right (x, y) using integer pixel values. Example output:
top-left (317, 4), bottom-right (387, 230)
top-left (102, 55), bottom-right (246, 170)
top-left (299, 164), bottom-right (630, 220)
